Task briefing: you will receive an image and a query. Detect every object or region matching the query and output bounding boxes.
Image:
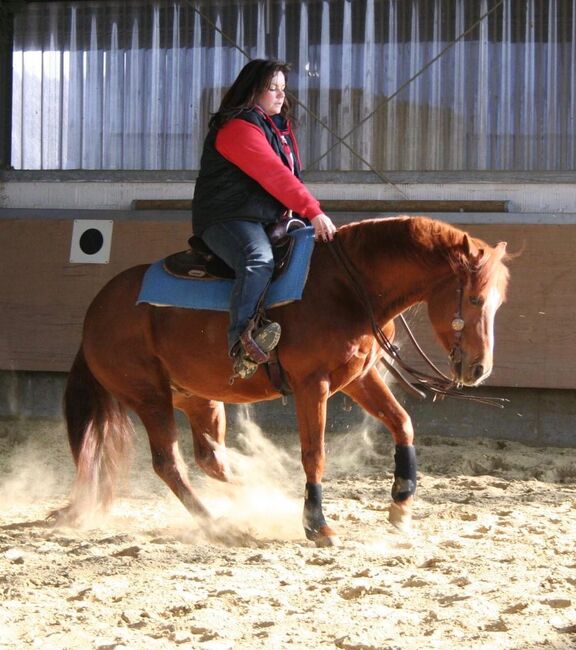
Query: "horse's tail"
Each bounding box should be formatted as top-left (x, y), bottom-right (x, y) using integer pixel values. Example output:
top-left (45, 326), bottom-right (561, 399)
top-left (64, 347), bottom-right (134, 518)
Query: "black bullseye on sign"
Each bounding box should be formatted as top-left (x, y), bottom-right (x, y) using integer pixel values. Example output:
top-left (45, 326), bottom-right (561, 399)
top-left (79, 228), bottom-right (104, 255)
top-left (70, 220), bottom-right (113, 264)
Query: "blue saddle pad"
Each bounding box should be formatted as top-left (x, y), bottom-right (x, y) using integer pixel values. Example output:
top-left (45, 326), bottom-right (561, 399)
top-left (137, 226), bottom-right (315, 311)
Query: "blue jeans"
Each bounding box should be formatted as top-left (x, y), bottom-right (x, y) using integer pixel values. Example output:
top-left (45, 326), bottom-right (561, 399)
top-left (201, 220), bottom-right (275, 353)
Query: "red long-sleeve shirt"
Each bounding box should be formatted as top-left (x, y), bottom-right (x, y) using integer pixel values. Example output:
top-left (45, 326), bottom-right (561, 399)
top-left (215, 119), bottom-right (323, 221)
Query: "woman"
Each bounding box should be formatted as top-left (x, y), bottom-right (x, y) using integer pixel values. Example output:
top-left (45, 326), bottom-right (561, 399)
top-left (192, 59), bottom-right (336, 379)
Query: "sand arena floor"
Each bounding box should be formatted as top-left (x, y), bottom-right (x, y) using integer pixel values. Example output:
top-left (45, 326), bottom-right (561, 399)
top-left (1, 412), bottom-right (575, 650)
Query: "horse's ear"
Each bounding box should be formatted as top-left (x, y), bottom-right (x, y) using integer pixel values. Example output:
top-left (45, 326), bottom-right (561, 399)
top-left (462, 234), bottom-right (487, 267)
top-left (462, 234), bottom-right (479, 258)
top-left (496, 241), bottom-right (508, 254)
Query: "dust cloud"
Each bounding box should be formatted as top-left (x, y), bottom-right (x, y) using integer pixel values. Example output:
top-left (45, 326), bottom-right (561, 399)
top-left (0, 421), bottom-right (73, 512)
top-left (186, 406), bottom-right (388, 544)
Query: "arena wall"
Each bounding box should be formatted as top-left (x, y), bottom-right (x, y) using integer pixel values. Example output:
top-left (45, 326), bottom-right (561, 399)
top-left (1, 197), bottom-right (574, 446)
top-left (1, 210), bottom-right (573, 389)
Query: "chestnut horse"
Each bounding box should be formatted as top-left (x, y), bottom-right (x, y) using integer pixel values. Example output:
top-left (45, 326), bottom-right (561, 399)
top-left (60, 216), bottom-right (509, 545)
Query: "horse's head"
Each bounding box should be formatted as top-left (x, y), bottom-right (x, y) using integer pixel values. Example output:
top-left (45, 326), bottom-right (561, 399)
top-left (426, 235), bottom-right (509, 387)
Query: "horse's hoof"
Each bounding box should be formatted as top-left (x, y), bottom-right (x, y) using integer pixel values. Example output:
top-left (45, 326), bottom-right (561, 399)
top-left (46, 504), bottom-right (79, 527)
top-left (306, 525), bottom-right (341, 547)
top-left (314, 534), bottom-right (341, 548)
top-left (388, 502), bottom-right (413, 534)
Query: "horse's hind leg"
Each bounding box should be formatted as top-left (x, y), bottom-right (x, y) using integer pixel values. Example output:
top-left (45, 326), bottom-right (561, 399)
top-left (130, 393), bottom-right (210, 519)
top-left (177, 396), bottom-right (230, 482)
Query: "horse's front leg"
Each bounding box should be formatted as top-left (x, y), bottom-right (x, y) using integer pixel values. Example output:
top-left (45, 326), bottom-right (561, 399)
top-left (293, 377), bottom-right (340, 547)
top-left (343, 365), bottom-right (416, 533)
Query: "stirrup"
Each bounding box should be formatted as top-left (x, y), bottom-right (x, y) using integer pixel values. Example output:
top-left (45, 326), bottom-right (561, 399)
top-left (240, 321), bottom-right (281, 364)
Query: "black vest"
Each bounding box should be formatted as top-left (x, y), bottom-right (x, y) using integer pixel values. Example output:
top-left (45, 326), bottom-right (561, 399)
top-left (192, 109), bottom-right (302, 236)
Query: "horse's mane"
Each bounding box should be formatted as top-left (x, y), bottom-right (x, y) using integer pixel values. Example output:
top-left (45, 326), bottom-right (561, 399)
top-left (339, 216), bottom-right (510, 298)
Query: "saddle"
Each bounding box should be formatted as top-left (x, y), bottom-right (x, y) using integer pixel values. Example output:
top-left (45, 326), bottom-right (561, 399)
top-left (163, 217), bottom-right (307, 281)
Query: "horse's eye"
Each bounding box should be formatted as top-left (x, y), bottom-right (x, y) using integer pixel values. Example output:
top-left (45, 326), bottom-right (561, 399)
top-left (469, 295), bottom-right (484, 306)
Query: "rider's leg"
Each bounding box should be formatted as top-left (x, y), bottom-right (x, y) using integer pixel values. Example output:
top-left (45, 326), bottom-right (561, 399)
top-left (201, 220), bottom-right (279, 357)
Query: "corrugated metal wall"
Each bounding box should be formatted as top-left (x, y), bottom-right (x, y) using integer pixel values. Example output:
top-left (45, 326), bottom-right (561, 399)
top-left (10, 0), bottom-right (576, 171)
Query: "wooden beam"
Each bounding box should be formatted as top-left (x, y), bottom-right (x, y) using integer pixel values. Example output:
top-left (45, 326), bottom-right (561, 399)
top-left (131, 198), bottom-right (509, 213)
top-left (132, 199), bottom-right (192, 211)
top-left (320, 200), bottom-right (510, 213)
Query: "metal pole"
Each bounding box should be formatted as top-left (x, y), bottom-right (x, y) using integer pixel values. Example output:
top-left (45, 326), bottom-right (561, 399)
top-left (0, 0), bottom-right (14, 170)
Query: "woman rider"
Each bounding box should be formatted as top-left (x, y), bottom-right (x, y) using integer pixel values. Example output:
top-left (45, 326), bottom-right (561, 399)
top-left (192, 59), bottom-right (336, 379)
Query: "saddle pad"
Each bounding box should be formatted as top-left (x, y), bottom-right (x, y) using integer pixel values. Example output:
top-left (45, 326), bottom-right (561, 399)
top-left (136, 226), bottom-right (315, 311)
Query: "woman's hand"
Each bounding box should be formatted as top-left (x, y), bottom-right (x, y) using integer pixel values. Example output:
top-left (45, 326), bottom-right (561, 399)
top-left (312, 213), bottom-right (337, 242)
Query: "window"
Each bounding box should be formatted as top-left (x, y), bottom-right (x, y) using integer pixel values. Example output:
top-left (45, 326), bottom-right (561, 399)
top-left (9, 0), bottom-right (576, 171)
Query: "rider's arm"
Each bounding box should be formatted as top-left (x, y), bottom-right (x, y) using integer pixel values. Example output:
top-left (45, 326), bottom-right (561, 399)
top-left (215, 119), bottom-right (323, 221)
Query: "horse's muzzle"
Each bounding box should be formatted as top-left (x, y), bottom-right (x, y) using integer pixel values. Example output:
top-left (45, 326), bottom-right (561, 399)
top-left (451, 357), bottom-right (492, 387)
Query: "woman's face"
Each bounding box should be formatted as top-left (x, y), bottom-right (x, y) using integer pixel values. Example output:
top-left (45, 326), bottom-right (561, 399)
top-left (256, 71), bottom-right (286, 116)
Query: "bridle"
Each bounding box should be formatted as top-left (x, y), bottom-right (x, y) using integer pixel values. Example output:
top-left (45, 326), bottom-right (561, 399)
top-left (329, 236), bottom-right (507, 408)
top-left (449, 282), bottom-right (465, 384)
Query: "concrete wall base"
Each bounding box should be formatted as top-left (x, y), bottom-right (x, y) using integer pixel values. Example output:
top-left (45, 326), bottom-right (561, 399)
top-left (0, 371), bottom-right (573, 447)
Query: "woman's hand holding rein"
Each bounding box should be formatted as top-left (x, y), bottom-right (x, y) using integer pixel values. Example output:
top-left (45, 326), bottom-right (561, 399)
top-left (312, 213), bottom-right (337, 242)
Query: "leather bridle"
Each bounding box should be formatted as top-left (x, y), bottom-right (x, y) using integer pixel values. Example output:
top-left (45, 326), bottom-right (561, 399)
top-left (449, 281), bottom-right (465, 385)
top-left (329, 236), bottom-right (507, 408)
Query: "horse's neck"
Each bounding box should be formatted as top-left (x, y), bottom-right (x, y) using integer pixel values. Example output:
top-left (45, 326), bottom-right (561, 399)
top-left (342, 225), bottom-right (450, 320)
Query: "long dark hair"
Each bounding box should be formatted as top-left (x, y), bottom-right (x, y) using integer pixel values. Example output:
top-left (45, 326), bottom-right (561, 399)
top-left (209, 59), bottom-right (292, 130)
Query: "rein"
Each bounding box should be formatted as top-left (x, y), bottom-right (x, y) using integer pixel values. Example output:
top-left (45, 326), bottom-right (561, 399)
top-left (328, 236), bottom-right (508, 408)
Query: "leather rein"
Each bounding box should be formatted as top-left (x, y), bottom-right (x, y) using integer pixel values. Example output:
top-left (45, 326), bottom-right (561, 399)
top-left (328, 236), bottom-right (507, 408)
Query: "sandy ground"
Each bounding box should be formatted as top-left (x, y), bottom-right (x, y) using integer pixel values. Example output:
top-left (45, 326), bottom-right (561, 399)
top-left (1, 409), bottom-right (576, 650)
